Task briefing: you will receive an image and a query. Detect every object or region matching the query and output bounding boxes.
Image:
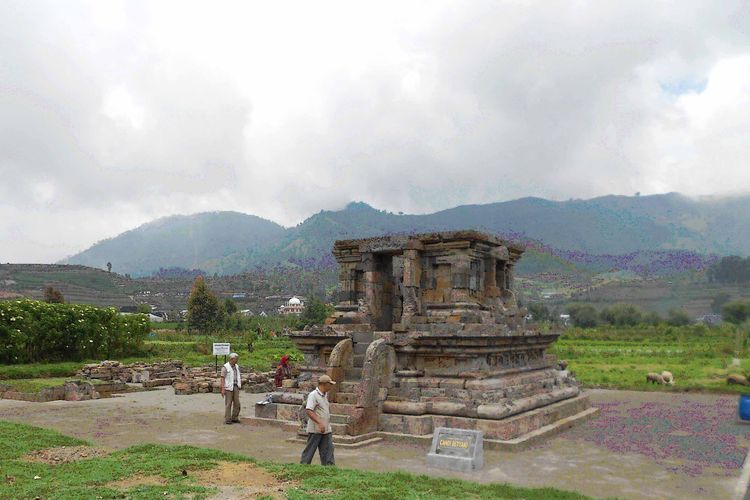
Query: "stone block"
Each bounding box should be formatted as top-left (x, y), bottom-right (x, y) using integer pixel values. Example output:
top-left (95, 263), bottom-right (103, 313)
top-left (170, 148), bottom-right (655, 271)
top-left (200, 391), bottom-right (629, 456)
top-left (438, 379), bottom-right (466, 389)
top-left (426, 427), bottom-right (483, 471)
top-left (352, 331), bottom-right (374, 344)
top-left (277, 403), bottom-right (301, 421)
top-left (254, 402), bottom-right (278, 419)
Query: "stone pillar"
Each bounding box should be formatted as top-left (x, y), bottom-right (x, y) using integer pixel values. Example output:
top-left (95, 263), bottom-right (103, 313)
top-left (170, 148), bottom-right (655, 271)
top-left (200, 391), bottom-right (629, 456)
top-left (402, 240), bottom-right (423, 321)
top-left (361, 252), bottom-right (376, 324)
top-left (450, 253), bottom-right (471, 302)
top-left (484, 257), bottom-right (498, 298)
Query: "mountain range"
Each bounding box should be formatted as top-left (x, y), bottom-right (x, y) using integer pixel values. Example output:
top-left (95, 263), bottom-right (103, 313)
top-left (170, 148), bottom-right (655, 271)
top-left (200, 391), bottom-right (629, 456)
top-left (60, 193), bottom-right (750, 277)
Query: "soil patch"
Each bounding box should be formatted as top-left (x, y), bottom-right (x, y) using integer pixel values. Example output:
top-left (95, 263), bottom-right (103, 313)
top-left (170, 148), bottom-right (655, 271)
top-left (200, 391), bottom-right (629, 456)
top-left (22, 446), bottom-right (110, 464)
top-left (193, 461), bottom-right (295, 498)
top-left (107, 474), bottom-right (167, 489)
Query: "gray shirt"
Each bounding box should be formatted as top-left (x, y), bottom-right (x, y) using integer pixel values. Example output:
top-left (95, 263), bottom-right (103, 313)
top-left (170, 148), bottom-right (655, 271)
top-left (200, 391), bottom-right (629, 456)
top-left (305, 388), bottom-right (332, 434)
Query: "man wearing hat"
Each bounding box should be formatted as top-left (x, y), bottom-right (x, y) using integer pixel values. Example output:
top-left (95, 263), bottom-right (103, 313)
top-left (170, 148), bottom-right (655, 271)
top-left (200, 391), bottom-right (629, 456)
top-left (220, 352), bottom-right (242, 424)
top-left (300, 374), bottom-right (336, 465)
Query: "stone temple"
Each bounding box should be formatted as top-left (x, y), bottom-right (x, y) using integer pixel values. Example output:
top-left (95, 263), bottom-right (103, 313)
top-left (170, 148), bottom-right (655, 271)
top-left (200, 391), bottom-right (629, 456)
top-left (247, 231), bottom-right (595, 447)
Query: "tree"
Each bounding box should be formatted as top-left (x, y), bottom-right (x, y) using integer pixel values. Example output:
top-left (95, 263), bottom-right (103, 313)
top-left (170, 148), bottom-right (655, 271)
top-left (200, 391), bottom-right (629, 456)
top-left (527, 302), bottom-right (552, 322)
top-left (723, 300), bottom-right (750, 325)
top-left (223, 298), bottom-right (238, 315)
top-left (137, 303), bottom-right (151, 314)
top-left (567, 304), bottom-right (599, 328)
top-left (642, 311), bottom-right (663, 326)
top-left (106, 262), bottom-right (112, 273)
top-left (711, 293), bottom-right (732, 313)
top-left (666, 308), bottom-right (691, 326)
top-left (187, 276), bottom-right (225, 333)
top-left (43, 286), bottom-right (64, 304)
top-left (599, 303), bottom-right (642, 326)
top-left (298, 296), bottom-right (330, 327)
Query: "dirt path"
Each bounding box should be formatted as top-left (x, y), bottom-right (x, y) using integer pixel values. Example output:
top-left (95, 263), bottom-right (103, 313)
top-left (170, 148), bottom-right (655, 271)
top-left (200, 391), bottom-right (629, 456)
top-left (0, 388), bottom-right (745, 499)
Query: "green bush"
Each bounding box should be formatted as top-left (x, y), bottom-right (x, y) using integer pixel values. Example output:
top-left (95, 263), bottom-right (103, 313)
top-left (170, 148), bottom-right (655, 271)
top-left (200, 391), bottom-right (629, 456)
top-left (0, 299), bottom-right (148, 364)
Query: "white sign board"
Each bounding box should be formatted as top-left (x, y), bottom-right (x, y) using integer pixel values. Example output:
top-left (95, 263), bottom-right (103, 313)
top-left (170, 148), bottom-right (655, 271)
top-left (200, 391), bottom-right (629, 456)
top-left (212, 343), bottom-right (231, 356)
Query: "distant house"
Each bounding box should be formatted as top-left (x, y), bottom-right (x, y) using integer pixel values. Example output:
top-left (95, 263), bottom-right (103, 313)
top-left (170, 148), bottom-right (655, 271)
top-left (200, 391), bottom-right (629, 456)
top-left (696, 314), bottom-right (722, 326)
top-left (239, 309), bottom-right (253, 317)
top-left (148, 313), bottom-right (164, 323)
top-left (259, 311), bottom-right (268, 317)
top-left (151, 311), bottom-right (169, 321)
top-left (232, 293), bottom-right (246, 299)
top-left (278, 296), bottom-right (305, 315)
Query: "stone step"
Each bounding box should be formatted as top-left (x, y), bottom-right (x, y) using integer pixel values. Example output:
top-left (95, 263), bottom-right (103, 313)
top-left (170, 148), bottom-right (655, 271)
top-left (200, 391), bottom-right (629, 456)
top-left (345, 367), bottom-right (363, 379)
top-left (353, 342), bottom-right (370, 355)
top-left (331, 422), bottom-right (349, 435)
top-left (330, 402), bottom-right (357, 415)
top-left (353, 355), bottom-right (365, 367)
top-left (338, 381), bottom-right (359, 392)
top-left (352, 331), bottom-right (374, 344)
top-left (330, 414), bottom-right (350, 424)
top-left (333, 392), bottom-right (357, 404)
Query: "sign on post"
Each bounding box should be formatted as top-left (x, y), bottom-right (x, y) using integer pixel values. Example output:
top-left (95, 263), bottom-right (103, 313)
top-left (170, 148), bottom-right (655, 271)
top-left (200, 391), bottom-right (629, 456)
top-left (426, 427), bottom-right (483, 471)
top-left (212, 343), bottom-right (231, 374)
top-left (212, 343), bottom-right (231, 356)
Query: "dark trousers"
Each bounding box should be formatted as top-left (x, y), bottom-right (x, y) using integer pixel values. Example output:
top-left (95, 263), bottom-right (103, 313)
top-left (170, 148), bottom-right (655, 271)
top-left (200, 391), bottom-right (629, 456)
top-left (300, 432), bottom-right (335, 465)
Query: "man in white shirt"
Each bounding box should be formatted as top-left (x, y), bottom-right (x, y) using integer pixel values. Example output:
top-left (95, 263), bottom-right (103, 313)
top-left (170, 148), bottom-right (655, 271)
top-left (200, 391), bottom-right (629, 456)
top-left (300, 374), bottom-right (336, 465)
top-left (220, 353), bottom-right (241, 424)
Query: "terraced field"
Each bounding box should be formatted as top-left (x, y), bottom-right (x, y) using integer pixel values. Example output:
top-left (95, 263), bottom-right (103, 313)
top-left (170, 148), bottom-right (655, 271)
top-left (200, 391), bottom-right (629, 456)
top-left (552, 324), bottom-right (750, 393)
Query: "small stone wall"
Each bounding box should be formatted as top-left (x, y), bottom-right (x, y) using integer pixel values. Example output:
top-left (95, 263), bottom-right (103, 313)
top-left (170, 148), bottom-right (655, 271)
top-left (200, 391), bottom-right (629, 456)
top-left (79, 360), bottom-right (184, 384)
top-left (173, 367), bottom-right (275, 395)
top-left (0, 380), bottom-right (101, 403)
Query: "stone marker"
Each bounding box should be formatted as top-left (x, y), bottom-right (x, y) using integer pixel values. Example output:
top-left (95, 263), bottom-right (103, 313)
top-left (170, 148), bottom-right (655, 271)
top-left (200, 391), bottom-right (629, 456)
top-left (426, 427), bottom-right (483, 471)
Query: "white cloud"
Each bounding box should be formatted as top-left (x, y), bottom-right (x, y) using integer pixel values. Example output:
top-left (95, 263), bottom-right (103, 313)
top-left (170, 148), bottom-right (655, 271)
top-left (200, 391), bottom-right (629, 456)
top-left (1, 0), bottom-right (750, 262)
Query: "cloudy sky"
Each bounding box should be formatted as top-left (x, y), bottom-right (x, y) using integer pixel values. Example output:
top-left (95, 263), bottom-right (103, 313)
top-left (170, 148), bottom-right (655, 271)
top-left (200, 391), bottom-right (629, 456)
top-left (2, 0), bottom-right (750, 263)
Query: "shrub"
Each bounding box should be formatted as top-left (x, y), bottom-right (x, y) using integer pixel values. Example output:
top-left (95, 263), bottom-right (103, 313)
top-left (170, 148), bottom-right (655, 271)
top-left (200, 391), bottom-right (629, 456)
top-left (599, 303), bottom-right (642, 326)
top-left (0, 300), bottom-right (149, 364)
top-left (723, 300), bottom-right (750, 325)
top-left (667, 308), bottom-right (691, 326)
top-left (43, 286), bottom-right (65, 304)
top-left (567, 304), bottom-right (599, 328)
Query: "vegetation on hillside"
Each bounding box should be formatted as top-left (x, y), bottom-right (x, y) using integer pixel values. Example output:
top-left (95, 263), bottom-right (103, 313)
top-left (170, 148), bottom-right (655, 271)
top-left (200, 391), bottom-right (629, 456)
top-left (708, 255), bottom-right (750, 284)
top-left (59, 193), bottom-right (750, 277)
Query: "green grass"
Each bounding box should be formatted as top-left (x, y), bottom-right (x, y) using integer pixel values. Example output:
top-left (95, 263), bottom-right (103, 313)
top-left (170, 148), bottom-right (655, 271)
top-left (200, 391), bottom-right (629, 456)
top-left (0, 337), bottom-right (302, 381)
top-left (0, 421), bottom-right (589, 499)
top-left (552, 324), bottom-right (750, 393)
top-left (1, 377), bottom-right (105, 393)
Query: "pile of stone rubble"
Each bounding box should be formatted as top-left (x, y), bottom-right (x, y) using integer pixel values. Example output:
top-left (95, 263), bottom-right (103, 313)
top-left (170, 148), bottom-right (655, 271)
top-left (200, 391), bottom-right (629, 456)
top-left (173, 367), bottom-right (275, 395)
top-left (79, 360), bottom-right (184, 388)
top-left (79, 360), bottom-right (275, 395)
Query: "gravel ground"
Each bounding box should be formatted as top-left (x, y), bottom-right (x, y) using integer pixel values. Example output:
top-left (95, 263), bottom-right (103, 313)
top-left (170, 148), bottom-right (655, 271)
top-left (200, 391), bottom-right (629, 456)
top-left (0, 387), bottom-right (747, 499)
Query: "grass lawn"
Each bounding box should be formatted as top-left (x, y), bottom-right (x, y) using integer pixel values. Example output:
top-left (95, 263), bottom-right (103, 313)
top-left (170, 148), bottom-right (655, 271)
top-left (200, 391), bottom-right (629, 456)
top-left (551, 324), bottom-right (750, 394)
top-left (0, 377), bottom-right (106, 393)
top-left (0, 337), bottom-right (302, 381)
top-left (0, 421), bottom-right (588, 499)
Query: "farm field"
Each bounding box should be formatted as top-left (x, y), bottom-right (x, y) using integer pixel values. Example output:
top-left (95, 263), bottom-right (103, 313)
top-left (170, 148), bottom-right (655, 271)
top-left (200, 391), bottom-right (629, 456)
top-left (552, 324), bottom-right (750, 393)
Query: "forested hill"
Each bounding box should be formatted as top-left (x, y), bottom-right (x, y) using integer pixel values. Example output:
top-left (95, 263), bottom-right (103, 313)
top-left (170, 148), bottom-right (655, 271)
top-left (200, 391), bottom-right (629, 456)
top-left (60, 193), bottom-right (750, 276)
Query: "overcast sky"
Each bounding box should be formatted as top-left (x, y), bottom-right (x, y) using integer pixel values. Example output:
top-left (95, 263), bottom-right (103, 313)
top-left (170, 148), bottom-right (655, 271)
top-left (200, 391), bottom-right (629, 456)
top-left (2, 0), bottom-right (750, 263)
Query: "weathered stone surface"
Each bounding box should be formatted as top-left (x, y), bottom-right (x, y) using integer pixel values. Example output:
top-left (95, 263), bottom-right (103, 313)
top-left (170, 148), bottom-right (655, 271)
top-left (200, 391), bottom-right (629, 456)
top-left (248, 231), bottom-right (588, 441)
top-left (255, 402), bottom-right (278, 419)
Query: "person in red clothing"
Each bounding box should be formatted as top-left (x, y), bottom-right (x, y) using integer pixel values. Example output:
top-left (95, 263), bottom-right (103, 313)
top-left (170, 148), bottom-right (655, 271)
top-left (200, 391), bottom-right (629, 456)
top-left (274, 354), bottom-right (292, 387)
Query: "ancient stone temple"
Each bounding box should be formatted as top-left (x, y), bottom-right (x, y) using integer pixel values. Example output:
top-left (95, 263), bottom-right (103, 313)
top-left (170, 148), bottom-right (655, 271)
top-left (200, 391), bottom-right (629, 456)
top-left (246, 231), bottom-right (595, 447)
